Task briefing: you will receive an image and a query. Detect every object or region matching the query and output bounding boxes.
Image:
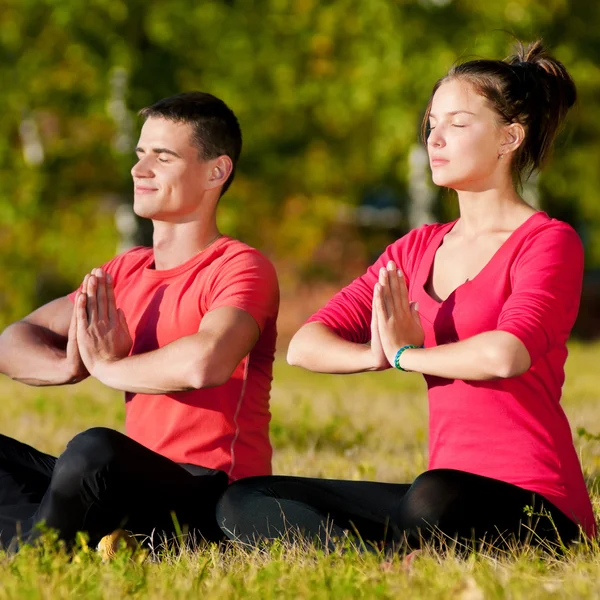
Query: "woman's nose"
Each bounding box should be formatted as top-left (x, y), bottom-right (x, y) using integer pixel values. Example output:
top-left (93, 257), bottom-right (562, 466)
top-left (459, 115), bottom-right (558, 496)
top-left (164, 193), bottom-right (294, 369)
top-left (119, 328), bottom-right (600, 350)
top-left (427, 128), bottom-right (445, 148)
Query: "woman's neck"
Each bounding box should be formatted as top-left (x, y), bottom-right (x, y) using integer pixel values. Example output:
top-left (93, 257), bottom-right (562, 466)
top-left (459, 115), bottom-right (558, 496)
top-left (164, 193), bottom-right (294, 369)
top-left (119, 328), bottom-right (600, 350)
top-left (454, 184), bottom-right (534, 237)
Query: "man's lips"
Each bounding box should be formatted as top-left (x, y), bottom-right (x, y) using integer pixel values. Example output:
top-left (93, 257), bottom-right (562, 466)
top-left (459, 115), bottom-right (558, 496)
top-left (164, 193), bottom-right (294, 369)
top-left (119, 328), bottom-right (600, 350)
top-left (134, 186), bottom-right (158, 194)
top-left (430, 157), bottom-right (449, 167)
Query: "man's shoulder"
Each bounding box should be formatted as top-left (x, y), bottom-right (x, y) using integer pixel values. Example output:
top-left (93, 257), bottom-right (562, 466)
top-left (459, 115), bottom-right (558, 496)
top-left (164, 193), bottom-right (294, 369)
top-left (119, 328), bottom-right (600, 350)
top-left (104, 246), bottom-right (153, 278)
top-left (213, 237), bottom-right (277, 272)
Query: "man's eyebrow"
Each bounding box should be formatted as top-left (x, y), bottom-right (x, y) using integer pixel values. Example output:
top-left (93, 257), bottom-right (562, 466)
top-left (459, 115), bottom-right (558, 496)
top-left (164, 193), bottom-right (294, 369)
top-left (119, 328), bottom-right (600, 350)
top-left (429, 110), bottom-right (476, 119)
top-left (135, 146), bottom-right (182, 158)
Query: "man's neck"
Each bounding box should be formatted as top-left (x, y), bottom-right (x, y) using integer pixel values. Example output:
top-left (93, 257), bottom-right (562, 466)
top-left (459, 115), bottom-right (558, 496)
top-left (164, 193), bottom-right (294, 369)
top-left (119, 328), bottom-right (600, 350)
top-left (151, 220), bottom-right (221, 270)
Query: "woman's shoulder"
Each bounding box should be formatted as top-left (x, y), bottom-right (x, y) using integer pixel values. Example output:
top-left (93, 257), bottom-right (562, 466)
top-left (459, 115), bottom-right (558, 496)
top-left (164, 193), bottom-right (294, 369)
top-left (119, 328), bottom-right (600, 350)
top-left (389, 221), bottom-right (452, 253)
top-left (521, 212), bottom-right (583, 253)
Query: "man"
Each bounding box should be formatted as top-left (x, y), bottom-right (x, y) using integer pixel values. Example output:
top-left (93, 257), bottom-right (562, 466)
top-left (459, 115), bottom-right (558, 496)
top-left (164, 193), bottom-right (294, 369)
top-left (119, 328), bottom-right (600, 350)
top-left (0, 92), bottom-right (279, 550)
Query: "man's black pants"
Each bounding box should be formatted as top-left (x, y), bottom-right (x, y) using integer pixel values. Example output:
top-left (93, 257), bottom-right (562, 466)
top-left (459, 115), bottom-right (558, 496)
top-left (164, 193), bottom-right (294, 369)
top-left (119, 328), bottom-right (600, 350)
top-left (0, 427), bottom-right (228, 549)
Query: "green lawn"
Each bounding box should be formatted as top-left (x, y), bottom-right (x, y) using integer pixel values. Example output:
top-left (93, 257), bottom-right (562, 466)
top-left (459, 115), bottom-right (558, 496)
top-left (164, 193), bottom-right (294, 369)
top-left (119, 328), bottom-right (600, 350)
top-left (1, 343), bottom-right (599, 599)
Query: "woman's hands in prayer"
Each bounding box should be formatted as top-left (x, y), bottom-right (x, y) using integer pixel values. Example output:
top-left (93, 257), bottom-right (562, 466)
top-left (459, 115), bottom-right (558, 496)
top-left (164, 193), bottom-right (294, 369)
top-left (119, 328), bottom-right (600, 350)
top-left (374, 261), bottom-right (424, 369)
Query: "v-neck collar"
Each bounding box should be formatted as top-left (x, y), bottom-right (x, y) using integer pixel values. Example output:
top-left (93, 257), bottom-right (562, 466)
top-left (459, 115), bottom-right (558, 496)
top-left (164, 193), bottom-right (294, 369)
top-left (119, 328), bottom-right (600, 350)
top-left (415, 211), bottom-right (547, 311)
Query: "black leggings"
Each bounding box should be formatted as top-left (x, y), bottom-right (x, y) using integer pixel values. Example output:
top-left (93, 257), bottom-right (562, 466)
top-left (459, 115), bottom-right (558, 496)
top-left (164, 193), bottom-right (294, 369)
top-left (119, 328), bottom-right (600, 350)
top-left (0, 428), bottom-right (228, 549)
top-left (216, 469), bottom-right (582, 552)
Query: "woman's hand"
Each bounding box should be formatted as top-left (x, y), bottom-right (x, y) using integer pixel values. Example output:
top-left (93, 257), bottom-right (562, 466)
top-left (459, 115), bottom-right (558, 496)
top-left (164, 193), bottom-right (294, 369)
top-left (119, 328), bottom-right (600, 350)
top-left (366, 288), bottom-right (392, 371)
top-left (374, 261), bottom-right (424, 368)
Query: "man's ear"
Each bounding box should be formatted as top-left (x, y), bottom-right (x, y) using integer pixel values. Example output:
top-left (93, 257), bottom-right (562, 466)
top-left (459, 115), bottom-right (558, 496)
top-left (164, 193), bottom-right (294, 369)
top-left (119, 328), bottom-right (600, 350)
top-left (499, 122), bottom-right (525, 158)
top-left (207, 155), bottom-right (233, 190)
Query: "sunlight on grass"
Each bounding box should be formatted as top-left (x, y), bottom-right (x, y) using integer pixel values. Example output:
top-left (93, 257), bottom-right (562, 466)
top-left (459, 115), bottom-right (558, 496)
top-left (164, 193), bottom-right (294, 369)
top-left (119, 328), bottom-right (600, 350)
top-left (0, 342), bottom-right (599, 598)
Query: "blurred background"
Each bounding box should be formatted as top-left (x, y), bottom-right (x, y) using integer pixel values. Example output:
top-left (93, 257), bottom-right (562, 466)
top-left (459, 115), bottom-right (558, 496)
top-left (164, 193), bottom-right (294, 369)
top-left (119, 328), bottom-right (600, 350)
top-left (1, 0), bottom-right (599, 347)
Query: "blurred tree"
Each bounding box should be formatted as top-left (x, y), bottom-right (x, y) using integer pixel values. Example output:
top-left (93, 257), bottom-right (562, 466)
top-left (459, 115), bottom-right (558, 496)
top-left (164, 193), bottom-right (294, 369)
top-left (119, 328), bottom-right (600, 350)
top-left (0, 0), bottom-right (598, 327)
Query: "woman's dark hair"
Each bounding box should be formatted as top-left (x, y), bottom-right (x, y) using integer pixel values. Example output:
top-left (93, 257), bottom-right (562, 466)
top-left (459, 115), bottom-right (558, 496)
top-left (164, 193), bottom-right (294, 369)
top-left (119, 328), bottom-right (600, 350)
top-left (139, 92), bottom-right (242, 196)
top-left (421, 40), bottom-right (577, 187)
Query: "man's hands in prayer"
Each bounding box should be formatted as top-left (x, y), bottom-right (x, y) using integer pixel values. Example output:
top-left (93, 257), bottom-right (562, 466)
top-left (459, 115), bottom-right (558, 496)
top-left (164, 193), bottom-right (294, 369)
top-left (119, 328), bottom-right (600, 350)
top-left (374, 261), bottom-right (424, 368)
top-left (75, 268), bottom-right (132, 377)
top-left (63, 303), bottom-right (90, 384)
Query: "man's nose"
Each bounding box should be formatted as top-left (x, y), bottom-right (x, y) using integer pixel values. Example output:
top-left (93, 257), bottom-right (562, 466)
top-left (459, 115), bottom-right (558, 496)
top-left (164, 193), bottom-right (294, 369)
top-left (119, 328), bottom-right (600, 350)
top-left (131, 156), bottom-right (154, 178)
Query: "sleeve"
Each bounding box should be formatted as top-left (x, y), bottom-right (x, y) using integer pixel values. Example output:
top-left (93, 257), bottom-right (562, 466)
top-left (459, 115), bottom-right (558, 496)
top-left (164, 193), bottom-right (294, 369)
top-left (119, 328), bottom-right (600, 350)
top-left (205, 249), bottom-right (280, 333)
top-left (306, 226), bottom-right (431, 344)
top-left (496, 223), bottom-right (584, 365)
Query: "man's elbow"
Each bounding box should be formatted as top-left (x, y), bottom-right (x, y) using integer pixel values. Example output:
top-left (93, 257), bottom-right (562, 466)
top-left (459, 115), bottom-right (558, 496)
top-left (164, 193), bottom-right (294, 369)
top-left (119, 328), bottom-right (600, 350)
top-left (186, 359), bottom-right (232, 390)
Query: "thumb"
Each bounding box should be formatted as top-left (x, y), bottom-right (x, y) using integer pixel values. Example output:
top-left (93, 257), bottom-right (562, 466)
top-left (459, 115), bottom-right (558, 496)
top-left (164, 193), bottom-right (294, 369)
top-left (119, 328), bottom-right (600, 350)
top-left (118, 308), bottom-right (129, 331)
top-left (410, 301), bottom-right (421, 325)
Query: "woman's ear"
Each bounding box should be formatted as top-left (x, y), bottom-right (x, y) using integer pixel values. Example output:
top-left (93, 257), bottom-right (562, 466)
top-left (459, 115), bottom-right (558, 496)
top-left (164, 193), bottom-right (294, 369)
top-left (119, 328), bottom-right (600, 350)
top-left (499, 122), bottom-right (525, 158)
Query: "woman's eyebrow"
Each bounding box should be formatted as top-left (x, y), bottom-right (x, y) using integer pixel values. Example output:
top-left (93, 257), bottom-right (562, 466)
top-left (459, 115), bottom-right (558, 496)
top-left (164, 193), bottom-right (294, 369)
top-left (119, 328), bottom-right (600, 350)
top-left (429, 110), bottom-right (476, 119)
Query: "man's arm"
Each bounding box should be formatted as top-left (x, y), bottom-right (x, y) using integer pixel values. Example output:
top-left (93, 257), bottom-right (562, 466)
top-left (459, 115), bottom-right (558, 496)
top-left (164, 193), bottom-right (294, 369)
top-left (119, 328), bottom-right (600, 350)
top-left (75, 270), bottom-right (260, 393)
top-left (0, 296), bottom-right (88, 386)
top-left (84, 306), bottom-right (260, 394)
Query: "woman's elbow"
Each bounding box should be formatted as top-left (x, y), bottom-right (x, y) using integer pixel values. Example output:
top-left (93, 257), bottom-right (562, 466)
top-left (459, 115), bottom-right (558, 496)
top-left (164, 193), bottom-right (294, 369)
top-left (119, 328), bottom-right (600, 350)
top-left (287, 327), bottom-right (316, 368)
top-left (486, 344), bottom-right (531, 379)
top-left (286, 335), bottom-right (304, 367)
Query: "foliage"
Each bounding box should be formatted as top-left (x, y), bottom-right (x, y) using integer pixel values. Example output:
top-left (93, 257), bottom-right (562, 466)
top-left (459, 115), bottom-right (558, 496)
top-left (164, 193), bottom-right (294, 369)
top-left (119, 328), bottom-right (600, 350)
top-left (1, 0), bottom-right (599, 325)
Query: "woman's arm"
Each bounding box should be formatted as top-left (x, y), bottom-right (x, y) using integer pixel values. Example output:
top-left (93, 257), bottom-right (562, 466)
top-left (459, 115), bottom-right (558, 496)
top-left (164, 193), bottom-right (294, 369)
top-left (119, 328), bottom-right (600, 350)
top-left (376, 220), bottom-right (583, 381)
top-left (374, 261), bottom-right (531, 380)
top-left (397, 330), bottom-right (530, 380)
top-left (287, 301), bottom-right (390, 374)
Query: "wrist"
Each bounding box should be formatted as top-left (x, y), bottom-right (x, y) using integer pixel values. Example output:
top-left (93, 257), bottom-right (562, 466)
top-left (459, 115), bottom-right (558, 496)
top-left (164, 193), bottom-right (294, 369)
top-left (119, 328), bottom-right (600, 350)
top-left (393, 345), bottom-right (423, 372)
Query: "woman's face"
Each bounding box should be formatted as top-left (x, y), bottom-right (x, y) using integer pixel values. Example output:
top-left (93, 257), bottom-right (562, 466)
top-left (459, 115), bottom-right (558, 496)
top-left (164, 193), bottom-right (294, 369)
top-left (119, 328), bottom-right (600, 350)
top-left (427, 79), bottom-right (509, 191)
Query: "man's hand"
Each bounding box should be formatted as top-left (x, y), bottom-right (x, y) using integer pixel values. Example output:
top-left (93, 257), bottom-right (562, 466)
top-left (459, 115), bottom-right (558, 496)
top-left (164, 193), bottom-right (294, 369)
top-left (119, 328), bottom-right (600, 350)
top-left (63, 302), bottom-right (89, 384)
top-left (76, 268), bottom-right (132, 376)
top-left (374, 261), bottom-right (424, 368)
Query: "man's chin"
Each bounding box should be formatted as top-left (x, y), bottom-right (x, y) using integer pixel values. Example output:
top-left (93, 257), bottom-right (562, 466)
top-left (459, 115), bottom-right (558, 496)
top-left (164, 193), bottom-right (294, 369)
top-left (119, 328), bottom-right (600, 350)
top-left (132, 202), bottom-right (157, 220)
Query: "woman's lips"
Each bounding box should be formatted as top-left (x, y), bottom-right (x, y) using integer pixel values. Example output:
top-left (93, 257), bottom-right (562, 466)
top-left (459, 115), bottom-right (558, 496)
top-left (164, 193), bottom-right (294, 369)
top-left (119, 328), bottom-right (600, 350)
top-left (431, 158), bottom-right (449, 167)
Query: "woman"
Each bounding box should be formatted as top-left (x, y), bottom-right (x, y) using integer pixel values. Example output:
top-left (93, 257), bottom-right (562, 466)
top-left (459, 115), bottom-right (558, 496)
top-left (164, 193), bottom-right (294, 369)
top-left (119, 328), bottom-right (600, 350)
top-left (216, 41), bottom-right (596, 552)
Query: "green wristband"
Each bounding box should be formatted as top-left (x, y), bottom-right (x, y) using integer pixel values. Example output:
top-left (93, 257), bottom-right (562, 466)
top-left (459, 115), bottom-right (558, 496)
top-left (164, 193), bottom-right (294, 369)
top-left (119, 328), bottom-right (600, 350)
top-left (393, 345), bottom-right (422, 371)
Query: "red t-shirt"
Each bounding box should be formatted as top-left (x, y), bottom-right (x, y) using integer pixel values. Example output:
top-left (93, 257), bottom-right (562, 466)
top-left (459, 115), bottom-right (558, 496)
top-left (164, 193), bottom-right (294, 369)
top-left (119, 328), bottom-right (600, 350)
top-left (70, 236), bottom-right (279, 481)
top-left (308, 212), bottom-right (596, 537)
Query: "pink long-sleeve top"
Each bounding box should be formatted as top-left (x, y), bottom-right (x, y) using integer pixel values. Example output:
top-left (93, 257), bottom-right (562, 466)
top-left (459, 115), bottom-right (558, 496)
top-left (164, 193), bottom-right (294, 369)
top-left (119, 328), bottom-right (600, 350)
top-left (307, 212), bottom-right (596, 537)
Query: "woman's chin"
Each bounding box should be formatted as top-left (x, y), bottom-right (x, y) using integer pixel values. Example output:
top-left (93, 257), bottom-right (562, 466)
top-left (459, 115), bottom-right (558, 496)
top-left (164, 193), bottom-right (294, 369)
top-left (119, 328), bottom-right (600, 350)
top-left (431, 173), bottom-right (459, 188)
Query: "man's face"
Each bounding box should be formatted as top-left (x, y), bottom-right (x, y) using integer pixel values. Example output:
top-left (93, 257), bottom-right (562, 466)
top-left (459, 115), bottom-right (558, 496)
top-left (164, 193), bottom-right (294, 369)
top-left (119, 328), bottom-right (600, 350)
top-left (131, 117), bottom-right (212, 222)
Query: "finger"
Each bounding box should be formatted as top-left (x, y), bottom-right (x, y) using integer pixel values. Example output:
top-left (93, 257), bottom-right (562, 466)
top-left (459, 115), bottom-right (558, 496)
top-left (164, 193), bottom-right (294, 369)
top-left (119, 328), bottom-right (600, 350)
top-left (68, 300), bottom-right (78, 333)
top-left (410, 301), bottom-right (422, 327)
top-left (117, 308), bottom-right (128, 331)
top-left (106, 271), bottom-right (117, 326)
top-left (87, 275), bottom-right (98, 324)
top-left (394, 267), bottom-right (410, 314)
top-left (379, 267), bottom-right (394, 316)
top-left (76, 291), bottom-right (89, 330)
top-left (95, 268), bottom-right (108, 323)
top-left (374, 282), bottom-right (388, 320)
top-left (370, 288), bottom-right (379, 329)
top-left (386, 261), bottom-right (404, 315)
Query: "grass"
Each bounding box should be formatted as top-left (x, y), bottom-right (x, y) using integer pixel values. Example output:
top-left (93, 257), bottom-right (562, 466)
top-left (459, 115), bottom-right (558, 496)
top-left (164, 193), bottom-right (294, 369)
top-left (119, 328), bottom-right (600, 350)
top-left (1, 341), bottom-right (599, 598)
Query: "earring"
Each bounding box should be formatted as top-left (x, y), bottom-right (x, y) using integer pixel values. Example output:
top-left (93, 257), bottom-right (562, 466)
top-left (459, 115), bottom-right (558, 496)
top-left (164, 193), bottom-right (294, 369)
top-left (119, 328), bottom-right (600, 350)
top-left (498, 154), bottom-right (504, 160)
